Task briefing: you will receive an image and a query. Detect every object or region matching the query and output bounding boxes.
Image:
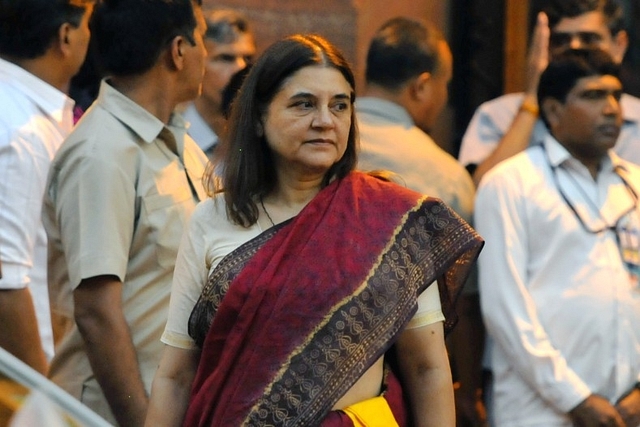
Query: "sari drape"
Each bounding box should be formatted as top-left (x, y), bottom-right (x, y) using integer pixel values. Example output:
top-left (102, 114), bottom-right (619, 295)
top-left (185, 171), bottom-right (483, 426)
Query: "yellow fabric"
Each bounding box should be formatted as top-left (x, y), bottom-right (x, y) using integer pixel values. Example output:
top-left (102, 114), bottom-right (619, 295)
top-left (342, 396), bottom-right (399, 427)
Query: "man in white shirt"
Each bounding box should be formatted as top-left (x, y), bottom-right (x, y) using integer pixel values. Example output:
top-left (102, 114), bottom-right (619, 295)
top-left (459, 0), bottom-right (640, 187)
top-left (476, 48), bottom-right (640, 426)
top-left (182, 8), bottom-right (256, 160)
top-left (0, 0), bottom-right (93, 374)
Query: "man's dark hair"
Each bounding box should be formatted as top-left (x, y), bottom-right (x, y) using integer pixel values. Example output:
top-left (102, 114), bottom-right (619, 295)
top-left (210, 34), bottom-right (358, 227)
top-left (0, 0), bottom-right (92, 60)
top-left (221, 65), bottom-right (252, 119)
top-left (204, 9), bottom-right (252, 44)
top-left (365, 17), bottom-right (445, 91)
top-left (545, 0), bottom-right (625, 35)
top-left (538, 48), bottom-right (620, 127)
top-left (90, 0), bottom-right (199, 77)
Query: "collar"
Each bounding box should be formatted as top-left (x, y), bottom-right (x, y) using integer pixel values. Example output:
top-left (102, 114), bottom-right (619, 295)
top-left (182, 102), bottom-right (218, 152)
top-left (0, 57), bottom-right (74, 128)
top-left (97, 79), bottom-right (187, 146)
top-left (542, 133), bottom-right (618, 175)
top-left (355, 97), bottom-right (414, 127)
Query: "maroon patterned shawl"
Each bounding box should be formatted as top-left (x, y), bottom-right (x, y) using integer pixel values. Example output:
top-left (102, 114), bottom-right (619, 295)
top-left (185, 171), bottom-right (483, 426)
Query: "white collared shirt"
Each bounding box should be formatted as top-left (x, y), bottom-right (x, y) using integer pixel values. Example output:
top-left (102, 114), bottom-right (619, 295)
top-left (0, 57), bottom-right (74, 360)
top-left (182, 102), bottom-right (218, 157)
top-left (476, 136), bottom-right (640, 426)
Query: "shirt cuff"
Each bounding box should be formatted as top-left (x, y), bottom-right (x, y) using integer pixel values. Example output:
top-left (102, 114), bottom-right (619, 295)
top-left (161, 330), bottom-right (197, 350)
top-left (547, 371), bottom-right (592, 414)
top-left (0, 262), bottom-right (29, 289)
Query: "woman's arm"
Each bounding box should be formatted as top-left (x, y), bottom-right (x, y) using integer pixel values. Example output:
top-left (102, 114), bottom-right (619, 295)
top-left (145, 345), bottom-right (200, 427)
top-left (395, 321), bottom-right (454, 427)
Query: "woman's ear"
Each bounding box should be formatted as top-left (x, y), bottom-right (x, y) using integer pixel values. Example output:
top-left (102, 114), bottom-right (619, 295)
top-left (256, 121), bottom-right (264, 137)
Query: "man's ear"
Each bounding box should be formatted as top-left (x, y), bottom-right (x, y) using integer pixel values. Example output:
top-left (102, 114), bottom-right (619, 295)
top-left (57, 23), bottom-right (74, 57)
top-left (541, 97), bottom-right (563, 129)
top-left (169, 36), bottom-right (186, 70)
top-left (411, 71), bottom-right (432, 102)
top-left (610, 30), bottom-right (629, 64)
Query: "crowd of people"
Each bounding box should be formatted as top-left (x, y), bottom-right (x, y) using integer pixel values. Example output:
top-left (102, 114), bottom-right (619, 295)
top-left (1, 0), bottom-right (639, 426)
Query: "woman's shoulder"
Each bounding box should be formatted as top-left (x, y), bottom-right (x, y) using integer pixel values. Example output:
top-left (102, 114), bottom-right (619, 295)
top-left (192, 194), bottom-right (227, 220)
top-left (190, 193), bottom-right (261, 239)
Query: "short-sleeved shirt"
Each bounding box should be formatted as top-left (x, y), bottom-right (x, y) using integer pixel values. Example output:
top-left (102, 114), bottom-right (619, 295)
top-left (0, 57), bottom-right (75, 360)
top-left (357, 97), bottom-right (475, 223)
top-left (459, 92), bottom-right (640, 169)
top-left (43, 80), bottom-right (208, 423)
top-left (162, 195), bottom-right (444, 350)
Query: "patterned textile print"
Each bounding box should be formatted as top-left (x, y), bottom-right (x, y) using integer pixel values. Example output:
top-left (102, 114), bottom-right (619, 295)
top-left (243, 200), bottom-right (481, 426)
top-left (188, 224), bottom-right (285, 347)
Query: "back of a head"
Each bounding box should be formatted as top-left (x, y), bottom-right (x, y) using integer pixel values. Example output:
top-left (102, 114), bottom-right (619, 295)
top-left (0, 0), bottom-right (90, 60)
top-left (91, 0), bottom-right (198, 77)
top-left (204, 9), bottom-right (252, 44)
top-left (365, 17), bottom-right (444, 91)
top-left (538, 48), bottom-right (620, 125)
top-left (545, 0), bottom-right (624, 35)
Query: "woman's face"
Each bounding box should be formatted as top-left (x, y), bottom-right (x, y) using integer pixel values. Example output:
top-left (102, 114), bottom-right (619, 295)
top-left (261, 65), bottom-right (353, 178)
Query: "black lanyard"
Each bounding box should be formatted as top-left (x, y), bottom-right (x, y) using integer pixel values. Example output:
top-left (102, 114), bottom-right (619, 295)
top-left (544, 148), bottom-right (638, 234)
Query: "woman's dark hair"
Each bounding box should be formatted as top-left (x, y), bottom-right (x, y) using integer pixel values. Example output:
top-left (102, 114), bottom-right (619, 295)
top-left (206, 34), bottom-right (358, 227)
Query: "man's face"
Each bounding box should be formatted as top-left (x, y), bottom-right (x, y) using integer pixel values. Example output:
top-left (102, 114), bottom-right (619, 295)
top-left (200, 33), bottom-right (256, 109)
top-left (549, 74), bottom-right (623, 163)
top-left (67, 4), bottom-right (94, 78)
top-left (550, 11), bottom-right (626, 63)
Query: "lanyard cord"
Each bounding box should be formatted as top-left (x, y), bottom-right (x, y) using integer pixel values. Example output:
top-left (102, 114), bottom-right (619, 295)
top-left (544, 147), bottom-right (638, 234)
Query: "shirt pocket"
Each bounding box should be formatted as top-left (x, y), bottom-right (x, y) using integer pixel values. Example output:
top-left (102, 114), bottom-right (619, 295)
top-left (142, 186), bottom-right (193, 269)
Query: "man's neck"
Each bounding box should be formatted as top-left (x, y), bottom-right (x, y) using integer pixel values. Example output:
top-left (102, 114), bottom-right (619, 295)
top-left (363, 84), bottom-right (404, 106)
top-left (109, 72), bottom-right (177, 124)
top-left (7, 54), bottom-right (69, 93)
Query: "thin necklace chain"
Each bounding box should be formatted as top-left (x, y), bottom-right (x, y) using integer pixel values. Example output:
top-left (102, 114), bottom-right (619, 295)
top-left (260, 196), bottom-right (276, 227)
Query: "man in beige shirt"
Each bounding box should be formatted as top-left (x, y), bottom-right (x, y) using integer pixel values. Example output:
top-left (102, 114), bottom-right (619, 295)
top-left (43, 1), bottom-right (208, 426)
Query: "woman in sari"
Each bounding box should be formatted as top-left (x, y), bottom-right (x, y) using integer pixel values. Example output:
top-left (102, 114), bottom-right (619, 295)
top-left (145, 33), bottom-right (483, 427)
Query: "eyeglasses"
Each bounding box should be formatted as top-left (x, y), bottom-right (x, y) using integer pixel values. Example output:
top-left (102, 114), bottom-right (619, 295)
top-left (549, 31), bottom-right (605, 50)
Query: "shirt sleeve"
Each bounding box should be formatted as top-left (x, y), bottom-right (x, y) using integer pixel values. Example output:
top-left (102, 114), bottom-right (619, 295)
top-left (458, 102), bottom-right (505, 168)
top-left (405, 281), bottom-right (444, 330)
top-left (475, 171), bottom-right (591, 414)
top-left (0, 130), bottom-right (48, 289)
top-left (50, 150), bottom-right (135, 288)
